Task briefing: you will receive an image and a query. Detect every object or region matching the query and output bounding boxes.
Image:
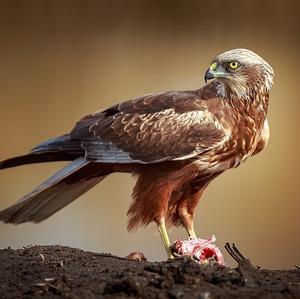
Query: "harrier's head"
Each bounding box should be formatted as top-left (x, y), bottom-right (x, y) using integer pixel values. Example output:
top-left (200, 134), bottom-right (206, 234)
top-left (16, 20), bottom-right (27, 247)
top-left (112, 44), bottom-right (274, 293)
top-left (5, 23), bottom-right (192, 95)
top-left (205, 49), bottom-right (274, 99)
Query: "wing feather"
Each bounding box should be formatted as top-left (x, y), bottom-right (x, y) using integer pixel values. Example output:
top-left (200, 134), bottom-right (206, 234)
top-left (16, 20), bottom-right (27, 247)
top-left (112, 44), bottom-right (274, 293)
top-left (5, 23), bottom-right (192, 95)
top-left (70, 88), bottom-right (229, 164)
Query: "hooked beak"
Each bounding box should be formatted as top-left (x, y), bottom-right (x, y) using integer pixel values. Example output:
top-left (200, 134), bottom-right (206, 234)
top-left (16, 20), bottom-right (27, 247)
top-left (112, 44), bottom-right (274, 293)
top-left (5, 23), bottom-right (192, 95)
top-left (204, 66), bottom-right (228, 84)
top-left (204, 69), bottom-right (214, 84)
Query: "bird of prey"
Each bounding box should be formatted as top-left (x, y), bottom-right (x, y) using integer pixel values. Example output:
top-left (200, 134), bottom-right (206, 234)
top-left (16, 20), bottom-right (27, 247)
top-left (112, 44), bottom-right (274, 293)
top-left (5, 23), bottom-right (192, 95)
top-left (0, 49), bottom-right (273, 258)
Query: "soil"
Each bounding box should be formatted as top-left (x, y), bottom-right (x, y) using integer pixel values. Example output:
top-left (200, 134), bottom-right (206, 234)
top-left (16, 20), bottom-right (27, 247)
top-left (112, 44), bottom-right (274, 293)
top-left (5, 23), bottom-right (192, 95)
top-left (0, 245), bottom-right (299, 299)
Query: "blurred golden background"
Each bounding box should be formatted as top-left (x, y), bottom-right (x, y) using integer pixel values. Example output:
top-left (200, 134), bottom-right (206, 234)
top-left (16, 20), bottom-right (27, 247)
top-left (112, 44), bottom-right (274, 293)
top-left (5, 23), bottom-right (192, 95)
top-left (0, 0), bottom-right (299, 269)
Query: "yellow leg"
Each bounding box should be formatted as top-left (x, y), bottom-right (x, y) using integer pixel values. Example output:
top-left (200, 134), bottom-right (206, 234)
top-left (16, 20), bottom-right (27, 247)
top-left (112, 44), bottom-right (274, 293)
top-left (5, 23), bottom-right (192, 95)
top-left (186, 226), bottom-right (197, 239)
top-left (179, 207), bottom-right (197, 239)
top-left (157, 218), bottom-right (174, 259)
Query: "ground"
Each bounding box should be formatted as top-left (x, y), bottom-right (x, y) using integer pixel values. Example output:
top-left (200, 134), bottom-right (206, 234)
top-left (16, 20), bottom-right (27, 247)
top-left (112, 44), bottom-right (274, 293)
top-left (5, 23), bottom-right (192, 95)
top-left (0, 245), bottom-right (299, 298)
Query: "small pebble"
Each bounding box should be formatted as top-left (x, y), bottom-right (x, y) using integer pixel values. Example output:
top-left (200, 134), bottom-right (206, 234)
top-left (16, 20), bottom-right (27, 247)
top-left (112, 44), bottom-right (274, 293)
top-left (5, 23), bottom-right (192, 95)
top-left (126, 252), bottom-right (147, 262)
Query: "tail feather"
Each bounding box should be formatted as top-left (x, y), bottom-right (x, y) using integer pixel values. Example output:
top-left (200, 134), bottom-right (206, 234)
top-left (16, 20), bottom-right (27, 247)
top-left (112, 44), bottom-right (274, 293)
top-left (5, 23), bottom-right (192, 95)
top-left (0, 157), bottom-right (108, 224)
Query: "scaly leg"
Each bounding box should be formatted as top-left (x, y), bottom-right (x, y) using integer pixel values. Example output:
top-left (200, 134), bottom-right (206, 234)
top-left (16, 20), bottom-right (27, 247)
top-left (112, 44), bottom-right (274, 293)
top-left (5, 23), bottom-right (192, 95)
top-left (157, 218), bottom-right (174, 259)
top-left (178, 189), bottom-right (204, 239)
top-left (179, 206), bottom-right (197, 239)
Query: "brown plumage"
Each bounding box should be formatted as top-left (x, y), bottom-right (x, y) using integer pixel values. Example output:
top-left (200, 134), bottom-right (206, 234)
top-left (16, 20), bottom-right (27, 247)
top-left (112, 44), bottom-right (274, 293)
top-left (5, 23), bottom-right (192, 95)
top-left (0, 48), bottom-right (274, 258)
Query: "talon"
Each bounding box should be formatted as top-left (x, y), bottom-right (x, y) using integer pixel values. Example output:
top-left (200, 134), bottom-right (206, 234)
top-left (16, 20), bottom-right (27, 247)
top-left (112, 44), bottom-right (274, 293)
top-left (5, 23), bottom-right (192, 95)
top-left (192, 255), bottom-right (200, 262)
top-left (172, 251), bottom-right (182, 258)
top-left (167, 254), bottom-right (176, 260)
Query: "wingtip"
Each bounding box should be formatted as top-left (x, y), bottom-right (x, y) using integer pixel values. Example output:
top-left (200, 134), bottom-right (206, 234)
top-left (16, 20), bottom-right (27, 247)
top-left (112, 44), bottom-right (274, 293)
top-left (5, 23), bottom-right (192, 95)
top-left (0, 160), bottom-right (5, 170)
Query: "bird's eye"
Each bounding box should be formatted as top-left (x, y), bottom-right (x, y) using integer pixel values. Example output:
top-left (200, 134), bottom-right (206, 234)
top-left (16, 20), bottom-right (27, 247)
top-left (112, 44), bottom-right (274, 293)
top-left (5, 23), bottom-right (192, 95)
top-left (229, 61), bottom-right (240, 70)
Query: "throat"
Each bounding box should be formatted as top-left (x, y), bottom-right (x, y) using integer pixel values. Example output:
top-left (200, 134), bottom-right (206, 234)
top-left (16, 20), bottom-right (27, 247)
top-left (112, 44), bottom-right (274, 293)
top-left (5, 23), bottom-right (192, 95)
top-left (215, 80), bottom-right (248, 100)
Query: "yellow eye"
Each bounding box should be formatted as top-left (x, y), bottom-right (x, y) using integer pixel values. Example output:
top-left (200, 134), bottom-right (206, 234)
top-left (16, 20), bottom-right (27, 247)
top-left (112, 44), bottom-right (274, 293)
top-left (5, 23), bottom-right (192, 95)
top-left (229, 61), bottom-right (240, 69)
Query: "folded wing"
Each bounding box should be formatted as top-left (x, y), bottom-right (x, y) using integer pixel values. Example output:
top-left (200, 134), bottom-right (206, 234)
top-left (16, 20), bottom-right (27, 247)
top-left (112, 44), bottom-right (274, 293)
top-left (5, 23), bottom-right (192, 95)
top-left (70, 90), bottom-right (229, 163)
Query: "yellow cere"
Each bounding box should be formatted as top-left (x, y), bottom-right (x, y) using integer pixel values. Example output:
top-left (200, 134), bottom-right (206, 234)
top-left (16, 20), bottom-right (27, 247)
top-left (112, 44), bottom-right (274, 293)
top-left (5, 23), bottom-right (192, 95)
top-left (210, 62), bottom-right (217, 71)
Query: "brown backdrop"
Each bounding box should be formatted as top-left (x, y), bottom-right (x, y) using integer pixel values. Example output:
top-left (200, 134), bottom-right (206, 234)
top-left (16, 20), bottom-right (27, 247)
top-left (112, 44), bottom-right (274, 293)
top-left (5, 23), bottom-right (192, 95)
top-left (0, 0), bottom-right (299, 268)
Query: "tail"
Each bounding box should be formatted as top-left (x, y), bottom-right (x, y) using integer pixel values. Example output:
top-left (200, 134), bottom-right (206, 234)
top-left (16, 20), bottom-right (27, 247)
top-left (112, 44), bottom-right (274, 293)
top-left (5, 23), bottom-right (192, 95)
top-left (0, 157), bottom-right (109, 224)
top-left (0, 134), bottom-right (84, 170)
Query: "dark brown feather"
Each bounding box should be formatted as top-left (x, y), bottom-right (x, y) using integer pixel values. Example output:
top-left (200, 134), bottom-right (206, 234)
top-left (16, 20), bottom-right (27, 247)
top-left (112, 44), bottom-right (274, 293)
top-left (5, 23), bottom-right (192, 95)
top-left (70, 87), bottom-right (229, 163)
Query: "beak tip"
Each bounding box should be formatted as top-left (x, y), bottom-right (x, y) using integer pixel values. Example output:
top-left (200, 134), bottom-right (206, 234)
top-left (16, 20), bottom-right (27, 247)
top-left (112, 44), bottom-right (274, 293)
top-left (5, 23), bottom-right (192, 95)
top-left (204, 69), bottom-right (213, 84)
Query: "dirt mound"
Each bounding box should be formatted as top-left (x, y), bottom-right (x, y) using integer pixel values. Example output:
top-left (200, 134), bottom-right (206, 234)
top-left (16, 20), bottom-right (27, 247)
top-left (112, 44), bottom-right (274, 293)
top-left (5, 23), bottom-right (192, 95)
top-left (0, 245), bottom-right (299, 298)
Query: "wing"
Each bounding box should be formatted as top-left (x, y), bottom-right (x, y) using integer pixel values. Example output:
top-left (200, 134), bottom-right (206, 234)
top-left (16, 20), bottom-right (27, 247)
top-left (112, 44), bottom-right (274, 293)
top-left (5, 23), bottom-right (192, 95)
top-left (70, 88), bottom-right (230, 164)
